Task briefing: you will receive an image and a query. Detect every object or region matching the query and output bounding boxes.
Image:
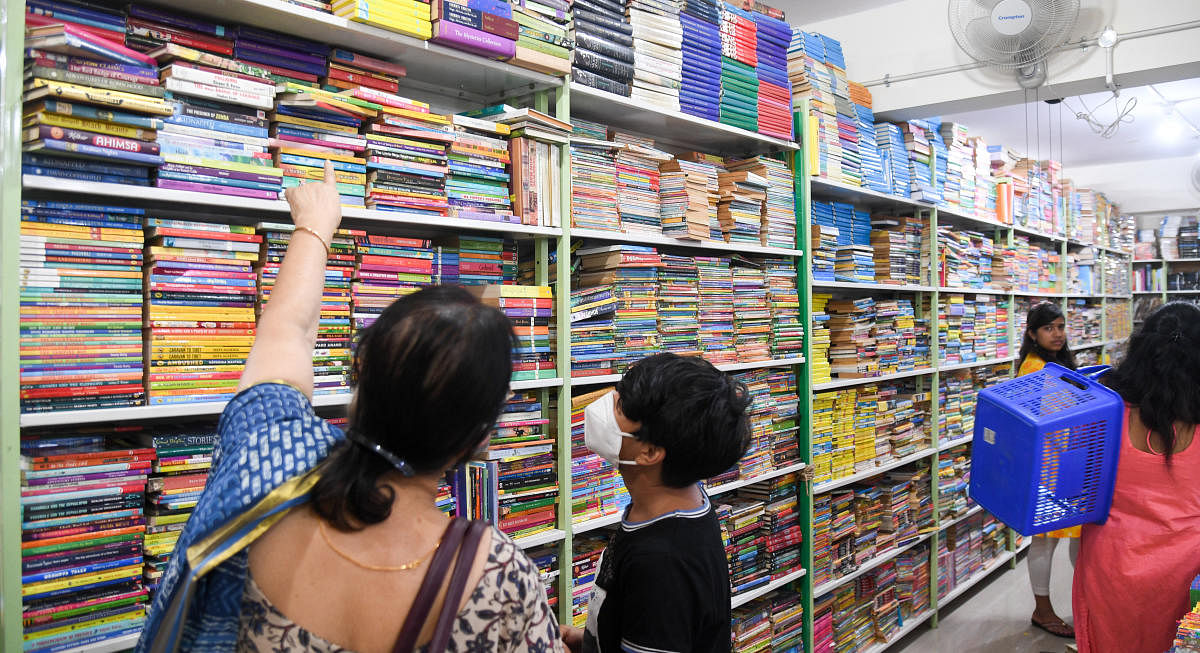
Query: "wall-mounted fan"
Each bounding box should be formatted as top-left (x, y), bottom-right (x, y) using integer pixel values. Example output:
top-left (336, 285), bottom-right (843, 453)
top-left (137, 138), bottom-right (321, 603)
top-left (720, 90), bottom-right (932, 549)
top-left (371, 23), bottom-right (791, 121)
top-left (948, 0), bottom-right (1081, 88)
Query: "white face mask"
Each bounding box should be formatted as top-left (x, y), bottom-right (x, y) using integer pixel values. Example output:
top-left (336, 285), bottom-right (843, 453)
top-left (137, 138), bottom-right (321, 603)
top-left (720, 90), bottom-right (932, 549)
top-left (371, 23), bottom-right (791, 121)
top-left (584, 392), bottom-right (640, 467)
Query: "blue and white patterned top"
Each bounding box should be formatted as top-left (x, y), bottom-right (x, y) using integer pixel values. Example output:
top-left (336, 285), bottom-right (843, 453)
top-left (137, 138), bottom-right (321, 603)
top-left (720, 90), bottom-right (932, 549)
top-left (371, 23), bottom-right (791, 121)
top-left (137, 383), bottom-right (343, 653)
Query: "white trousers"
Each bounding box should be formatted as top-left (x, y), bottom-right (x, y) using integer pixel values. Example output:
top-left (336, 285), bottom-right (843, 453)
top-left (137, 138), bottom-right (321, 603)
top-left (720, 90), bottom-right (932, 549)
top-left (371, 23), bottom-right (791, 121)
top-left (1027, 535), bottom-right (1080, 596)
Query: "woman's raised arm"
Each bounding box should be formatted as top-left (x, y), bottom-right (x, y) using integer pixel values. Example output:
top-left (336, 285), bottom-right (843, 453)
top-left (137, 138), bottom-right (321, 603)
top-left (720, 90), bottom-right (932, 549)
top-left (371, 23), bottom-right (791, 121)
top-left (237, 160), bottom-right (343, 398)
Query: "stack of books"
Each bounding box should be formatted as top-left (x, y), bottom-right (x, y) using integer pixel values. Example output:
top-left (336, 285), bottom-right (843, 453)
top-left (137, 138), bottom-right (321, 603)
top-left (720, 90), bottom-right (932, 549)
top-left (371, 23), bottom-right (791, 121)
top-left (718, 3), bottom-right (758, 132)
top-left (696, 256), bottom-right (737, 364)
top-left (472, 285), bottom-right (556, 381)
top-left (813, 592), bottom-right (835, 653)
top-left (767, 369), bottom-right (800, 466)
top-left (900, 120), bottom-right (940, 203)
top-left (627, 0), bottom-right (683, 113)
top-left (750, 8), bottom-right (791, 140)
top-left (731, 601), bottom-right (771, 652)
top-left (569, 285), bottom-right (618, 377)
top-left (449, 235), bottom-right (516, 284)
top-left (718, 497), bottom-right (768, 596)
top-left (725, 156), bottom-right (795, 248)
top-left (678, 0), bottom-right (721, 121)
top-left (731, 369), bottom-right (774, 479)
top-left (769, 591), bottom-right (805, 651)
top-left (431, 0), bottom-right (518, 60)
top-left (273, 81), bottom-right (376, 206)
top-left (130, 427), bottom-right (217, 593)
top-left (19, 431), bottom-right (152, 652)
top-left (362, 100), bottom-right (453, 215)
top-left (445, 114), bottom-right (514, 220)
top-left (810, 223), bottom-right (838, 282)
top-left (485, 106), bottom-right (571, 226)
top-left (144, 219), bottom-right (262, 406)
top-left (940, 122), bottom-right (975, 215)
top-left (810, 292), bottom-right (832, 382)
top-left (350, 233), bottom-right (435, 333)
top-left (656, 254), bottom-right (702, 356)
top-left (570, 0), bottom-right (634, 96)
top-left (569, 388), bottom-right (629, 524)
top-left (19, 201), bottom-right (145, 413)
top-left (324, 48), bottom-right (407, 94)
top-left (256, 223), bottom-right (360, 397)
top-left (333, 0), bottom-right (432, 39)
top-left (667, 154), bottom-right (726, 240)
top-left (613, 132), bottom-right (671, 234)
top-left (22, 21), bottom-right (172, 187)
top-left (511, 0), bottom-right (573, 75)
top-left (811, 494), bottom-right (833, 583)
top-left (481, 390), bottom-right (558, 538)
top-left (826, 297), bottom-right (878, 379)
top-left (744, 472), bottom-right (803, 579)
top-left (763, 258), bottom-right (803, 359)
top-left (577, 245), bottom-right (661, 372)
top-left (571, 533), bottom-right (610, 626)
top-left (875, 122), bottom-right (912, 198)
top-left (850, 83), bottom-right (889, 194)
top-left (731, 259), bottom-right (771, 362)
top-left (525, 544), bottom-right (561, 610)
top-left (717, 168), bottom-right (767, 244)
top-left (896, 543), bottom-right (931, 619)
top-left (569, 120), bottom-right (621, 231)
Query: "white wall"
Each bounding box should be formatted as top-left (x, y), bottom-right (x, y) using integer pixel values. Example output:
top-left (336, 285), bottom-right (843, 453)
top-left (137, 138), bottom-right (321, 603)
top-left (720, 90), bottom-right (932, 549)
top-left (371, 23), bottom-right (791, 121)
top-left (799, 0), bottom-right (1200, 119)
top-left (1067, 154), bottom-right (1200, 214)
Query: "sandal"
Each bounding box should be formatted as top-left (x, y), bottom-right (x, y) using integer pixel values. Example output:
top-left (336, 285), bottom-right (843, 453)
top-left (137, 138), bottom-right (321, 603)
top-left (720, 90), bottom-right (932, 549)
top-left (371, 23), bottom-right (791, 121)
top-left (1031, 617), bottom-right (1076, 639)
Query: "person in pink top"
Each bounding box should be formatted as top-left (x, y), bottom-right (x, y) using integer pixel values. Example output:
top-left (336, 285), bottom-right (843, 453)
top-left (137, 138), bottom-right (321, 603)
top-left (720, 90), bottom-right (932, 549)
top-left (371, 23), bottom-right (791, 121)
top-left (1073, 302), bottom-right (1200, 653)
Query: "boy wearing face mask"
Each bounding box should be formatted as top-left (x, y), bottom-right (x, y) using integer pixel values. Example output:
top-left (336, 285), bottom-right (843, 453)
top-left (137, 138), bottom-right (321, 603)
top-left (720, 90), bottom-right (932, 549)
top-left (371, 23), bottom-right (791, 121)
top-left (562, 352), bottom-right (752, 653)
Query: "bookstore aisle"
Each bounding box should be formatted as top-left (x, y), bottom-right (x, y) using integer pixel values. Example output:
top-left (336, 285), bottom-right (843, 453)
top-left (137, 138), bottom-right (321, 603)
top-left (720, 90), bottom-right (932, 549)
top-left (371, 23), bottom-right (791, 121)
top-left (0, 0), bottom-right (1154, 651)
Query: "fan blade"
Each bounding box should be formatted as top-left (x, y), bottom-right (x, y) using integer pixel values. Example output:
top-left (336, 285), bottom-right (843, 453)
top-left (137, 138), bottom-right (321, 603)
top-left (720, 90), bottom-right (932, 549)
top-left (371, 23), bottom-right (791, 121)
top-left (964, 16), bottom-right (1014, 62)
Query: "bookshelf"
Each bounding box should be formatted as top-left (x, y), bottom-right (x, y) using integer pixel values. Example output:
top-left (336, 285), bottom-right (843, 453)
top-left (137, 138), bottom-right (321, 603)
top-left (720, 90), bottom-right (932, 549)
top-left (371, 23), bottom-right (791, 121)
top-left (791, 98), bottom-right (1133, 653)
top-left (0, 4), bottom-right (1139, 652)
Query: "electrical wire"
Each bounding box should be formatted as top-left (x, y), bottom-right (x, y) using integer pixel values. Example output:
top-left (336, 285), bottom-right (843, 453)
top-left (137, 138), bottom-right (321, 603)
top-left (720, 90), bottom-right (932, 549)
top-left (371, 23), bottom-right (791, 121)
top-left (1063, 92), bottom-right (1137, 138)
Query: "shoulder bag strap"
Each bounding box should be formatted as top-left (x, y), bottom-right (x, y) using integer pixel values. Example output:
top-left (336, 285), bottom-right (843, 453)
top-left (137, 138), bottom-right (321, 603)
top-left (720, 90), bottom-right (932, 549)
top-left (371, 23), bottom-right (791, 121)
top-left (392, 518), bottom-right (468, 653)
top-left (425, 520), bottom-right (490, 653)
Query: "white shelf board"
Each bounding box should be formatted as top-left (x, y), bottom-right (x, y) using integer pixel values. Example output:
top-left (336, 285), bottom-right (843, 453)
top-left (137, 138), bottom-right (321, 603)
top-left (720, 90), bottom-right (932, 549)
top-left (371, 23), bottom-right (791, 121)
top-left (938, 505), bottom-right (984, 531)
top-left (730, 568), bottom-right (807, 609)
top-left (1074, 341), bottom-right (1106, 350)
top-left (514, 529), bottom-right (566, 549)
top-left (56, 633), bottom-right (142, 653)
top-left (811, 281), bottom-right (936, 293)
top-left (1101, 294), bottom-right (1132, 299)
top-left (1134, 259), bottom-right (1165, 264)
top-left (935, 207), bottom-right (1008, 232)
top-left (859, 609), bottom-right (935, 653)
top-left (705, 462), bottom-right (806, 496)
top-left (937, 286), bottom-right (1011, 296)
top-left (938, 551), bottom-right (1017, 607)
top-left (20, 379), bottom-right (562, 428)
top-left (1133, 290), bottom-right (1166, 295)
top-left (937, 356), bottom-right (1016, 373)
top-left (1167, 289), bottom-right (1200, 294)
top-left (570, 358), bottom-right (805, 388)
top-left (571, 227), bottom-right (803, 258)
top-left (813, 448), bottom-right (937, 494)
top-left (572, 512), bottom-right (624, 535)
top-left (1164, 258), bottom-right (1200, 263)
top-left (812, 368), bottom-right (935, 392)
top-left (809, 177), bottom-right (929, 211)
top-left (23, 176), bottom-right (562, 238)
top-left (145, 0), bottom-right (560, 103)
top-left (1009, 223), bottom-right (1064, 243)
top-left (938, 435), bottom-right (973, 451)
top-left (569, 84), bottom-right (798, 155)
top-left (1011, 291), bottom-right (1070, 298)
top-left (812, 533), bottom-right (932, 597)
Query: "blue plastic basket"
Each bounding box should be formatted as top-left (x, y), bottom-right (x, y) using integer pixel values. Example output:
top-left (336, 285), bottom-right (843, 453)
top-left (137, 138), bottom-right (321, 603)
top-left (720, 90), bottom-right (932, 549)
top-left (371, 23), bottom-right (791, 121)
top-left (968, 363), bottom-right (1123, 536)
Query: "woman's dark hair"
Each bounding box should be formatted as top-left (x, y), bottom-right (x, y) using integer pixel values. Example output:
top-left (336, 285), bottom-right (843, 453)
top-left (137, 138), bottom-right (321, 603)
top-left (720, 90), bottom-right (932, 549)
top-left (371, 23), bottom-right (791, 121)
top-left (615, 353), bottom-right (752, 488)
top-left (313, 285), bottom-right (515, 530)
top-left (1019, 302), bottom-right (1076, 370)
top-left (1106, 302), bottom-right (1200, 456)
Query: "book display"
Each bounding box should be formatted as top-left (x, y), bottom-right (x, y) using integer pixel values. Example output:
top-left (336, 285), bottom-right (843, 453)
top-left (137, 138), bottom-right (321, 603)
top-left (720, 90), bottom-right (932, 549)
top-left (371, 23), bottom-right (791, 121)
top-left (0, 2), bottom-right (1141, 652)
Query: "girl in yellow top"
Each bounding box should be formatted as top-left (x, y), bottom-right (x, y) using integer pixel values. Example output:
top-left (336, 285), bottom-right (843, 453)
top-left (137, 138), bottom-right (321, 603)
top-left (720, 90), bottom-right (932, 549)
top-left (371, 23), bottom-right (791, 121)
top-left (1017, 302), bottom-right (1080, 638)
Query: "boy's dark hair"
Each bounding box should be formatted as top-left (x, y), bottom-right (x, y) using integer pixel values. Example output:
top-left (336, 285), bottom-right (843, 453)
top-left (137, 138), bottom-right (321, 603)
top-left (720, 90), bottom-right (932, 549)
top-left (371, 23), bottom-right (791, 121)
top-left (1019, 301), bottom-right (1077, 370)
top-left (1106, 301), bottom-right (1200, 457)
top-left (615, 353), bottom-right (752, 488)
top-left (313, 285), bottom-right (515, 530)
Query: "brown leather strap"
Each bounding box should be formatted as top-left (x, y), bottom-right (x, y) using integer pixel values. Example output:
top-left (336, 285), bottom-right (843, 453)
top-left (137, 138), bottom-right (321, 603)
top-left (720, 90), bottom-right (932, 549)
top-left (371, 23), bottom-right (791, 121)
top-left (392, 518), bottom-right (468, 653)
top-left (426, 520), bottom-right (489, 653)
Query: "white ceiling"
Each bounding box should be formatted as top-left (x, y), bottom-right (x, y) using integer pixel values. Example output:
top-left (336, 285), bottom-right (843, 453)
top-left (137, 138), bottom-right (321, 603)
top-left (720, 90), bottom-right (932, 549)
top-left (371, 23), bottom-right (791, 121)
top-left (776, 0), bottom-right (905, 27)
top-left (935, 78), bottom-right (1200, 168)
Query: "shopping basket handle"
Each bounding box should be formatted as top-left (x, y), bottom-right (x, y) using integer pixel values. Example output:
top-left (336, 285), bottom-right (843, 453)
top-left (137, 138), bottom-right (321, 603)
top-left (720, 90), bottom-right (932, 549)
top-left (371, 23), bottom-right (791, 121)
top-left (1077, 365), bottom-right (1111, 379)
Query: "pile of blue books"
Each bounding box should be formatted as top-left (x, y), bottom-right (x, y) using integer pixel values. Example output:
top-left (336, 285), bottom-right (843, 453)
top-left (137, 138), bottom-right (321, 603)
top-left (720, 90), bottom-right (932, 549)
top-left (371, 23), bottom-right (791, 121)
top-left (679, 0), bottom-right (720, 121)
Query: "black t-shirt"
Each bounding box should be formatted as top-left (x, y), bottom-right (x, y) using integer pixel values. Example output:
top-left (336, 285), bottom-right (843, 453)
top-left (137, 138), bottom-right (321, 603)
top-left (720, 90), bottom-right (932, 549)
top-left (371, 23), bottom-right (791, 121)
top-left (582, 492), bottom-right (731, 653)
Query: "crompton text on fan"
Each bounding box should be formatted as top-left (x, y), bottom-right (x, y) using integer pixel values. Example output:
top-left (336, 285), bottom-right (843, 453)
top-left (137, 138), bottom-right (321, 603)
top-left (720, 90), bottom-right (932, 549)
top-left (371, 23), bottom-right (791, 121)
top-left (949, 0), bottom-right (1080, 88)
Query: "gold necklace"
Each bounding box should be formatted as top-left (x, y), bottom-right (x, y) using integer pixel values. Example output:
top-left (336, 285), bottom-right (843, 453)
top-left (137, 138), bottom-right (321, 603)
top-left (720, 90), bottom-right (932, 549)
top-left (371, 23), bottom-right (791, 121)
top-left (318, 521), bottom-right (442, 572)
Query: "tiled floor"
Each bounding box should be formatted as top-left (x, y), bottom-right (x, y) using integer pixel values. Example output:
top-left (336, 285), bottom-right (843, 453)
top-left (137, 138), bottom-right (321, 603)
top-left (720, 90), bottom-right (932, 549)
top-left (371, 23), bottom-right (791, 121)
top-left (893, 541), bottom-right (1077, 653)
